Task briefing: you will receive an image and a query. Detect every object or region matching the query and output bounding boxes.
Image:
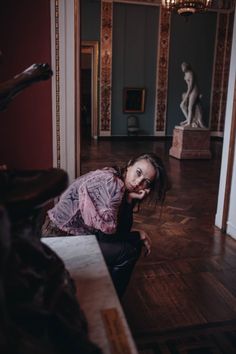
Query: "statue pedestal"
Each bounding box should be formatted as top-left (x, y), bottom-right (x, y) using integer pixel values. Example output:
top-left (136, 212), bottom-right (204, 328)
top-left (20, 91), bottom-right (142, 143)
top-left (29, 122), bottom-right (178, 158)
top-left (169, 126), bottom-right (211, 159)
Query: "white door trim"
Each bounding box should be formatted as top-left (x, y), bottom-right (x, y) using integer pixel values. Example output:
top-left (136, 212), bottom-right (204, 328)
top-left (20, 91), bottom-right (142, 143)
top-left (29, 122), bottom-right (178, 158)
top-left (50, 0), bottom-right (77, 183)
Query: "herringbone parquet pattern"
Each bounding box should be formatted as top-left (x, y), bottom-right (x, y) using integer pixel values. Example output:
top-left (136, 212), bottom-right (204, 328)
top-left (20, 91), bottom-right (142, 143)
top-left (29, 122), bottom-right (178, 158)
top-left (81, 137), bottom-right (236, 354)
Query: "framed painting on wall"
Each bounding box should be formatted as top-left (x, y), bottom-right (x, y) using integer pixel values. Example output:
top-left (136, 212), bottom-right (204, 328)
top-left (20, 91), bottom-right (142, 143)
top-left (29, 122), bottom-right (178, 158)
top-left (123, 87), bottom-right (146, 113)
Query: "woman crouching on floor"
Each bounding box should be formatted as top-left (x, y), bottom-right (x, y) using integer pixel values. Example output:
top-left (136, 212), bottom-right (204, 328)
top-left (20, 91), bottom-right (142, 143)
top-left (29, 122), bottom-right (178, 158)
top-left (42, 152), bottom-right (170, 298)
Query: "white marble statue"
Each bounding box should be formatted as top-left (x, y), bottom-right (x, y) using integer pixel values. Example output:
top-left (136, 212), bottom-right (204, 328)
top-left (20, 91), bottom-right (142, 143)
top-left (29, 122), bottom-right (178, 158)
top-left (179, 62), bottom-right (206, 128)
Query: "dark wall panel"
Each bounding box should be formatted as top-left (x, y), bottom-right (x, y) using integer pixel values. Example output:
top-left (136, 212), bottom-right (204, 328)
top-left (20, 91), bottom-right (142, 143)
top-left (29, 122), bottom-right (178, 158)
top-left (167, 12), bottom-right (217, 135)
top-left (81, 0), bottom-right (101, 41)
top-left (80, 2), bottom-right (219, 137)
top-left (0, 0), bottom-right (52, 169)
top-left (112, 3), bottom-right (159, 136)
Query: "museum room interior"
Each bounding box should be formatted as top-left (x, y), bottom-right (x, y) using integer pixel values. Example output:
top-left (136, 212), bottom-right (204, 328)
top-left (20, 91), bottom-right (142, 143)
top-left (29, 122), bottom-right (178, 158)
top-left (1, 1), bottom-right (236, 353)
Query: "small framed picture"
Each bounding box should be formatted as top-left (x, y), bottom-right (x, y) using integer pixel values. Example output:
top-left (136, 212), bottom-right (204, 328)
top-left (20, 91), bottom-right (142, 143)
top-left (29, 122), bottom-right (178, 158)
top-left (123, 87), bottom-right (146, 113)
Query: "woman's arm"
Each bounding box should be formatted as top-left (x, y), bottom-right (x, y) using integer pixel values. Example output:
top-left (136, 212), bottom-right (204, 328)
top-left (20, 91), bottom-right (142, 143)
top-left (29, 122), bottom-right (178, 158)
top-left (126, 188), bottom-right (150, 204)
top-left (79, 171), bottom-right (125, 234)
top-left (126, 188), bottom-right (152, 255)
top-left (131, 228), bottom-right (152, 256)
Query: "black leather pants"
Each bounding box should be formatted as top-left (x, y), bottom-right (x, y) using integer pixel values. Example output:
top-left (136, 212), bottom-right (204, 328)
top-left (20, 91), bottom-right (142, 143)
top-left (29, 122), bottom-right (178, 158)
top-left (96, 231), bottom-right (142, 298)
top-left (42, 216), bottom-right (142, 298)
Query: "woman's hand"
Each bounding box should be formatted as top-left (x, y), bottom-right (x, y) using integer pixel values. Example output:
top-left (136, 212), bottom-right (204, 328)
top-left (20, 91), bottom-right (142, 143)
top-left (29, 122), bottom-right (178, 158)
top-left (127, 188), bottom-right (150, 203)
top-left (133, 229), bottom-right (152, 256)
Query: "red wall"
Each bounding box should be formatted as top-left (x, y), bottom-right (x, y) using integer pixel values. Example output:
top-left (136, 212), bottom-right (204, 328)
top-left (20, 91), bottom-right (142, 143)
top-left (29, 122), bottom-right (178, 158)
top-left (0, 0), bottom-right (53, 169)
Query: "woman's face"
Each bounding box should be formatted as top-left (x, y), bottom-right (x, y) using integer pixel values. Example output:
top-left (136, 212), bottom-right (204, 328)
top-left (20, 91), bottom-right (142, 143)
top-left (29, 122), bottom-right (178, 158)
top-left (125, 159), bottom-right (156, 193)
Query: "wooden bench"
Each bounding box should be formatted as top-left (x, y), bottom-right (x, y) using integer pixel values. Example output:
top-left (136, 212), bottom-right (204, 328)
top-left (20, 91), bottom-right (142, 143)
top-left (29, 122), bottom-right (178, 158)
top-left (42, 235), bottom-right (138, 354)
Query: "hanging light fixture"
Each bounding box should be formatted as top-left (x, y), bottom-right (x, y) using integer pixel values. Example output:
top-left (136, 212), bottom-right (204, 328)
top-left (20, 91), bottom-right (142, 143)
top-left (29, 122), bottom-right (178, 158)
top-left (162, 0), bottom-right (212, 16)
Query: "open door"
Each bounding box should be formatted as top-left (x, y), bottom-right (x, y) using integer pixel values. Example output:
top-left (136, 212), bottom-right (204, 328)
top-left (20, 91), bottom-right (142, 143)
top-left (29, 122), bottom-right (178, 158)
top-left (81, 41), bottom-right (99, 139)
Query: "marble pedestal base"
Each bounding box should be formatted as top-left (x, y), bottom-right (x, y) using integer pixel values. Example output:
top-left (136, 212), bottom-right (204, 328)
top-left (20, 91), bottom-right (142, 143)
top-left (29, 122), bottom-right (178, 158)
top-left (169, 126), bottom-right (211, 159)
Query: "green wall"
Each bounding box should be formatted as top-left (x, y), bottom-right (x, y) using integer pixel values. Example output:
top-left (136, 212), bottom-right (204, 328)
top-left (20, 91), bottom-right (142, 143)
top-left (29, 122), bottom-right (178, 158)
top-left (81, 0), bottom-right (100, 41)
top-left (167, 12), bottom-right (217, 135)
top-left (112, 3), bottom-right (159, 136)
top-left (81, 1), bottom-right (218, 136)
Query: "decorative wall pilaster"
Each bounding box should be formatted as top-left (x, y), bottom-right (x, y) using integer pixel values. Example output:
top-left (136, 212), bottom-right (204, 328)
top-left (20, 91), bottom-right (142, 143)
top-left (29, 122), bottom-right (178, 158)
top-left (51, 0), bottom-right (61, 168)
top-left (100, 0), bottom-right (113, 135)
top-left (215, 4), bottom-right (236, 236)
top-left (210, 12), bottom-right (234, 135)
top-left (219, 11), bottom-right (234, 132)
top-left (155, 8), bottom-right (171, 135)
top-left (50, 0), bottom-right (77, 183)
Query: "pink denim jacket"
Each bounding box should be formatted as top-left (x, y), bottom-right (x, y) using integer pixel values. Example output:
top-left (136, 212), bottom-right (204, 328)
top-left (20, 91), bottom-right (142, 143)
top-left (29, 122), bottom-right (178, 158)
top-left (48, 168), bottom-right (125, 235)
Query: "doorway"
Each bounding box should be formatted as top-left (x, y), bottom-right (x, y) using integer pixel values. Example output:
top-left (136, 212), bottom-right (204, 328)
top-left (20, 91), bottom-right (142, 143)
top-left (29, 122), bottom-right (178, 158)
top-left (81, 41), bottom-right (99, 139)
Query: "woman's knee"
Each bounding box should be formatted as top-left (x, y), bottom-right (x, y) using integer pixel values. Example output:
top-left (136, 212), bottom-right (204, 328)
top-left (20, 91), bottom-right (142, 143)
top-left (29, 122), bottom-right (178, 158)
top-left (121, 237), bottom-right (142, 264)
top-left (97, 231), bottom-right (142, 267)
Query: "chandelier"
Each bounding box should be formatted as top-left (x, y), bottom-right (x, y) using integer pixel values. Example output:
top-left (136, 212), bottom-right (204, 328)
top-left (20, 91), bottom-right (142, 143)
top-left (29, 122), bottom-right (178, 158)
top-left (162, 0), bottom-right (212, 16)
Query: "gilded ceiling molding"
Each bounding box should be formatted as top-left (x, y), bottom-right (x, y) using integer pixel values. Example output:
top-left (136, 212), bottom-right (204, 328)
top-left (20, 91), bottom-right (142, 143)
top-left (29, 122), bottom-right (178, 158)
top-left (210, 12), bottom-right (233, 134)
top-left (154, 7), bottom-right (171, 134)
top-left (100, 1), bottom-right (113, 135)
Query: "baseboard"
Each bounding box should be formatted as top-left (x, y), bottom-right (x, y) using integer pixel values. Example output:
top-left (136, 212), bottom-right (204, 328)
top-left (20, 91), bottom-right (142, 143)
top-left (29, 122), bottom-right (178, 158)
top-left (98, 135), bottom-right (173, 141)
top-left (227, 221), bottom-right (236, 240)
top-left (97, 135), bottom-right (222, 141)
top-left (214, 212), bottom-right (222, 230)
top-left (211, 136), bottom-right (223, 141)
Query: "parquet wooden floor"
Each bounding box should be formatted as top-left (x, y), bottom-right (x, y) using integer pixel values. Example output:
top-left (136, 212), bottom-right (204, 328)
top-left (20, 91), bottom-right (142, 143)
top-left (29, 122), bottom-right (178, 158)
top-left (81, 137), bottom-right (236, 354)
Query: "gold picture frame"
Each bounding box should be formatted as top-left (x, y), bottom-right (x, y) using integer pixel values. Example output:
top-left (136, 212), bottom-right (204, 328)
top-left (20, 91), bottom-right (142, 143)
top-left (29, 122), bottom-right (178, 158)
top-left (123, 87), bottom-right (146, 113)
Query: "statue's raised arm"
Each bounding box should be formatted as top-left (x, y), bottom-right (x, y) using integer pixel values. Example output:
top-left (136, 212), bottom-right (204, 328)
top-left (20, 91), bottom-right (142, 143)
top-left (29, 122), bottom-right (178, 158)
top-left (0, 63), bottom-right (53, 111)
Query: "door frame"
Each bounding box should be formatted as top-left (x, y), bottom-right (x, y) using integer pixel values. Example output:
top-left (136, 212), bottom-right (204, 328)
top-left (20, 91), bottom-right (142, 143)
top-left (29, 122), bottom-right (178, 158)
top-left (81, 41), bottom-right (99, 139)
top-left (50, 0), bottom-right (80, 181)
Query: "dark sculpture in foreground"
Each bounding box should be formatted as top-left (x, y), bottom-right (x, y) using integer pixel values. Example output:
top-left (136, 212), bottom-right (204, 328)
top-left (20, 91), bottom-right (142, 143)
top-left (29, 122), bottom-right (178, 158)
top-left (0, 64), bottom-right (102, 354)
top-left (0, 63), bottom-right (53, 111)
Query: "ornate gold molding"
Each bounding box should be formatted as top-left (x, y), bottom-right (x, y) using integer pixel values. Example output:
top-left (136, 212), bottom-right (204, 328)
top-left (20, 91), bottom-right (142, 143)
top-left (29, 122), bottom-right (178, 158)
top-left (155, 7), bottom-right (171, 133)
top-left (55, 0), bottom-right (61, 167)
top-left (100, 1), bottom-right (113, 134)
top-left (219, 11), bottom-right (234, 131)
top-left (210, 12), bottom-right (233, 132)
